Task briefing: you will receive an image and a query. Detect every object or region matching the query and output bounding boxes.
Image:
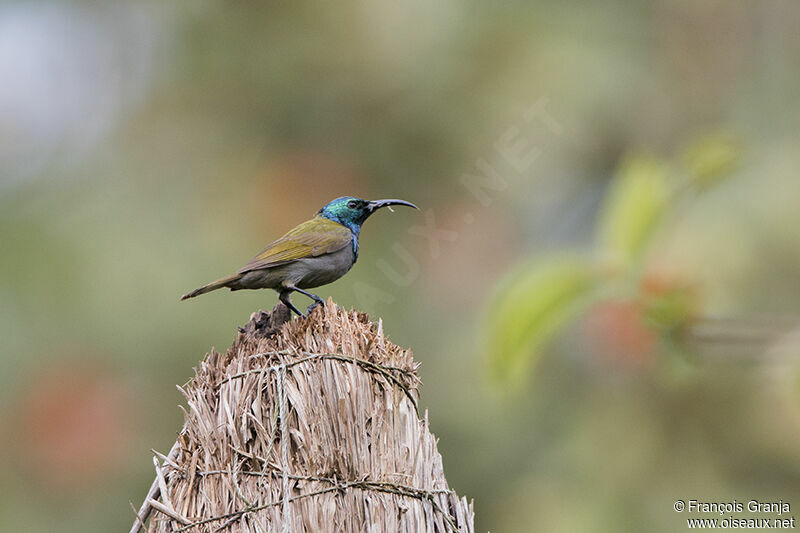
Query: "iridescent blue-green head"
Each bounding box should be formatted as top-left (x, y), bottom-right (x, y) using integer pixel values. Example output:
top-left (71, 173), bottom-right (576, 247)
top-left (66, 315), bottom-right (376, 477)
top-left (318, 196), bottom-right (418, 234)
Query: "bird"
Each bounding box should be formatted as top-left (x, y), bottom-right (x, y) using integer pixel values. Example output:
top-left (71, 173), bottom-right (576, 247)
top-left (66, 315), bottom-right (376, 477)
top-left (180, 196), bottom-right (418, 316)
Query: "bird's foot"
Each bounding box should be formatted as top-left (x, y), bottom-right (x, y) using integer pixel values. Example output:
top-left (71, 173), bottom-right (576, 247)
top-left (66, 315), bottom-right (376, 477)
top-left (306, 300), bottom-right (324, 316)
top-left (279, 297), bottom-right (305, 318)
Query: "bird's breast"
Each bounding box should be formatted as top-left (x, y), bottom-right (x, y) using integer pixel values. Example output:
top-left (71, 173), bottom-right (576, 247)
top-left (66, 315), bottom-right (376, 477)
top-left (293, 245), bottom-right (356, 289)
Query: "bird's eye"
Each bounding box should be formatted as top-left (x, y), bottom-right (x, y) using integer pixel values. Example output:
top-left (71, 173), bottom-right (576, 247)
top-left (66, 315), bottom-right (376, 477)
top-left (347, 201), bottom-right (358, 209)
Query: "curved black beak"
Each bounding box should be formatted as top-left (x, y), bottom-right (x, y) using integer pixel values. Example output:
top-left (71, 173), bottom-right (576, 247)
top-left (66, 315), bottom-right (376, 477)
top-left (367, 199), bottom-right (419, 213)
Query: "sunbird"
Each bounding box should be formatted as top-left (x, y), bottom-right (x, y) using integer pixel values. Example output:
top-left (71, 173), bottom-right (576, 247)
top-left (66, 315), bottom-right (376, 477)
top-left (181, 196), bottom-right (418, 316)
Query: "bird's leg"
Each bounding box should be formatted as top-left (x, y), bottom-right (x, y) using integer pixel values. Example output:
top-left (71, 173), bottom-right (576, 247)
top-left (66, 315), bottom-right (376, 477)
top-left (279, 290), bottom-right (305, 317)
top-left (291, 287), bottom-right (326, 315)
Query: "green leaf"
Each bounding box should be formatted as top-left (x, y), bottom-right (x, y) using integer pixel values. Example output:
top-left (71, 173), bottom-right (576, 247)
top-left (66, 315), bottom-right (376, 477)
top-left (642, 286), bottom-right (697, 334)
top-left (680, 132), bottom-right (740, 189)
top-left (488, 255), bottom-right (600, 389)
top-left (597, 152), bottom-right (672, 268)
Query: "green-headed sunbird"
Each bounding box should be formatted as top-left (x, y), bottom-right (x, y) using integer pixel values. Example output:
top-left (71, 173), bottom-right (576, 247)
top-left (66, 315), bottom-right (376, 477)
top-left (180, 196), bottom-right (418, 316)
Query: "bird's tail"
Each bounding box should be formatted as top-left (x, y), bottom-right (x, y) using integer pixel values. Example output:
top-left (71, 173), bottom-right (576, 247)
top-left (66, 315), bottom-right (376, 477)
top-left (180, 273), bottom-right (242, 301)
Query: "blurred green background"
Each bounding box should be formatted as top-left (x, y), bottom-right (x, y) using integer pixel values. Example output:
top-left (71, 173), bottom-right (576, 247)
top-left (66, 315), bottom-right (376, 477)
top-left (2, 1), bottom-right (800, 532)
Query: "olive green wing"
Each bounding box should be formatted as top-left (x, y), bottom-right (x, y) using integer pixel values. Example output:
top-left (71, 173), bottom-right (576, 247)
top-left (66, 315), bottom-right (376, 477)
top-left (238, 215), bottom-right (352, 273)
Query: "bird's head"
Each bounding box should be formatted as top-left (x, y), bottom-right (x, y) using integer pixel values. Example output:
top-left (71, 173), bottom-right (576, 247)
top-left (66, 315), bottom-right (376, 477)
top-left (319, 196), bottom-right (418, 233)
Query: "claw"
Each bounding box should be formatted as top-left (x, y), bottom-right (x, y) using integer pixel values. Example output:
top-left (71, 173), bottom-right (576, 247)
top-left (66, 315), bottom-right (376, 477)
top-left (306, 300), bottom-right (323, 316)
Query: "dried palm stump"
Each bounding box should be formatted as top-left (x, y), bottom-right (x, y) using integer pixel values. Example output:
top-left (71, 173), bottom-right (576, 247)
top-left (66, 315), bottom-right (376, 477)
top-left (130, 300), bottom-right (474, 533)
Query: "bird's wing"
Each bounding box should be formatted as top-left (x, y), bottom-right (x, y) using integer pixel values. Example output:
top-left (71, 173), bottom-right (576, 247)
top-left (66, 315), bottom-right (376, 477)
top-left (238, 215), bottom-right (352, 273)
